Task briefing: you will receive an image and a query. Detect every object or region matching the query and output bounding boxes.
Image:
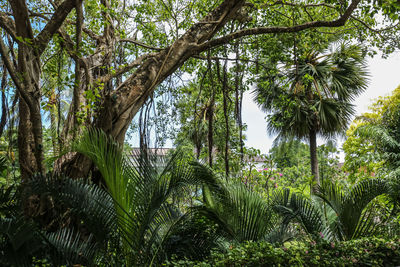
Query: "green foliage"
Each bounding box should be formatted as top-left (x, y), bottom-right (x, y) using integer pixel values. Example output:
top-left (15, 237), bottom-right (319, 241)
top-left (267, 139), bottom-right (343, 191)
top-left (269, 139), bottom-right (309, 169)
top-left (199, 180), bottom-right (276, 243)
top-left (74, 129), bottom-right (217, 265)
top-left (315, 179), bottom-right (390, 240)
top-left (255, 43), bottom-right (368, 140)
top-left (0, 176), bottom-right (109, 266)
top-left (163, 212), bottom-right (223, 261)
top-left (343, 86), bottom-right (400, 182)
top-left (165, 237), bottom-right (400, 267)
top-left (271, 189), bottom-right (330, 241)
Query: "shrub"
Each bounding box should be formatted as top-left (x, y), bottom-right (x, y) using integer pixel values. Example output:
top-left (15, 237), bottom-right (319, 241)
top-left (165, 237), bottom-right (400, 266)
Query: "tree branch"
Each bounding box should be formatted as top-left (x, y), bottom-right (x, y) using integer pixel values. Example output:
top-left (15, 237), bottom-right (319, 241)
top-left (99, 53), bottom-right (158, 84)
top-left (197, 0), bottom-right (361, 51)
top-left (0, 12), bottom-right (17, 41)
top-left (265, 1), bottom-right (335, 9)
top-left (82, 24), bottom-right (101, 41)
top-left (119, 38), bottom-right (164, 51)
top-left (350, 15), bottom-right (385, 38)
top-left (0, 37), bottom-right (32, 107)
top-left (35, 0), bottom-right (76, 55)
top-left (192, 54), bottom-right (273, 69)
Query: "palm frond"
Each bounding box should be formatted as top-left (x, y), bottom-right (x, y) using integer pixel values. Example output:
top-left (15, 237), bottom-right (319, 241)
top-left (315, 179), bottom-right (389, 240)
top-left (44, 228), bottom-right (98, 266)
top-left (74, 128), bottom-right (211, 265)
top-left (27, 173), bottom-right (116, 242)
top-left (0, 216), bottom-right (43, 267)
top-left (271, 189), bottom-right (332, 240)
top-left (191, 164), bottom-right (275, 243)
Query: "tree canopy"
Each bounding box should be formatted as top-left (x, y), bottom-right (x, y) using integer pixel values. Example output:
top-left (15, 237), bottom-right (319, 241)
top-left (0, 0), bottom-right (399, 180)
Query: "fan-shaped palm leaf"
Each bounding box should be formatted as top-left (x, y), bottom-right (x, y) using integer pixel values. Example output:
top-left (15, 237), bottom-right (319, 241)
top-left (255, 43), bottom-right (368, 184)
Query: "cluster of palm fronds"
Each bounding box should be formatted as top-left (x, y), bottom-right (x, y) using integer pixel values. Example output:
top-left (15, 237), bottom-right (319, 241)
top-left (1, 129), bottom-right (398, 266)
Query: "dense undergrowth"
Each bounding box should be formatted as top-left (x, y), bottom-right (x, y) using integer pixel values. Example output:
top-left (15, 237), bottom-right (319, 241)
top-left (1, 130), bottom-right (399, 266)
top-left (166, 237), bottom-right (400, 267)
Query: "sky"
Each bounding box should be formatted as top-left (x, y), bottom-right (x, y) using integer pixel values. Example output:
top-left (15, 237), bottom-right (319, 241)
top-left (242, 51), bottom-right (400, 158)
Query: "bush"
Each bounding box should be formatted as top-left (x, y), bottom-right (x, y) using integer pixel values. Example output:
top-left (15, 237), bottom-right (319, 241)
top-left (165, 237), bottom-right (400, 266)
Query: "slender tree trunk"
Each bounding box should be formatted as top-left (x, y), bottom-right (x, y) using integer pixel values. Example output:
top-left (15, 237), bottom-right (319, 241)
top-left (233, 41), bottom-right (245, 166)
top-left (309, 128), bottom-right (320, 187)
top-left (50, 104), bottom-right (58, 156)
top-left (208, 94), bottom-right (214, 168)
top-left (195, 141), bottom-right (201, 160)
top-left (0, 68), bottom-right (8, 137)
top-left (221, 60), bottom-right (230, 177)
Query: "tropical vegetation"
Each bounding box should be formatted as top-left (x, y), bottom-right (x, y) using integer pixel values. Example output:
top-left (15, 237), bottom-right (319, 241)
top-left (1, 0), bottom-right (400, 266)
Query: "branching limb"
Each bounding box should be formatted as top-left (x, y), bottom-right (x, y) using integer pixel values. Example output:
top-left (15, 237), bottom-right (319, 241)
top-left (35, 0), bottom-right (76, 55)
top-left (265, 1), bottom-right (335, 9)
top-left (99, 53), bottom-right (158, 84)
top-left (0, 12), bottom-right (17, 41)
top-left (119, 38), bottom-right (164, 51)
top-left (0, 37), bottom-right (33, 108)
top-left (197, 0), bottom-right (361, 51)
top-left (350, 15), bottom-right (392, 38)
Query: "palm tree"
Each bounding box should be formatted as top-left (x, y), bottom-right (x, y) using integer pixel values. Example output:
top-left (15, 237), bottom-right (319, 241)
top-left (315, 179), bottom-right (390, 240)
top-left (73, 129), bottom-right (214, 266)
top-left (255, 44), bottom-right (368, 186)
top-left (191, 162), bottom-right (283, 243)
top-left (0, 176), bottom-right (110, 266)
top-left (192, 163), bottom-right (329, 244)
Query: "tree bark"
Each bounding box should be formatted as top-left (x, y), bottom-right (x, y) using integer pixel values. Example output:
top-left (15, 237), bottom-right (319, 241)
top-left (309, 128), bottom-right (320, 187)
top-left (0, 68), bottom-right (8, 137)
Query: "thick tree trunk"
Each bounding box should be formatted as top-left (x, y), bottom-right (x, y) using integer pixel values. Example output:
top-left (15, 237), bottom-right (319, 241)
top-left (15, 46), bottom-right (45, 182)
top-left (309, 128), bottom-right (320, 187)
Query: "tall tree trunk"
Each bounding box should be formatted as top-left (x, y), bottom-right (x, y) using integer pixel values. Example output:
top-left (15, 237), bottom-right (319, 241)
top-left (234, 41), bottom-right (245, 166)
top-left (220, 59), bottom-right (230, 177)
top-left (208, 91), bottom-right (215, 168)
top-left (309, 128), bottom-right (320, 187)
top-left (0, 68), bottom-right (8, 137)
top-left (11, 5), bottom-right (45, 181)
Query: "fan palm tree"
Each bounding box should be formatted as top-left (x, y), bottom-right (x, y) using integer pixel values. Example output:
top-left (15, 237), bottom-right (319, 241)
top-left (255, 44), bottom-right (368, 186)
